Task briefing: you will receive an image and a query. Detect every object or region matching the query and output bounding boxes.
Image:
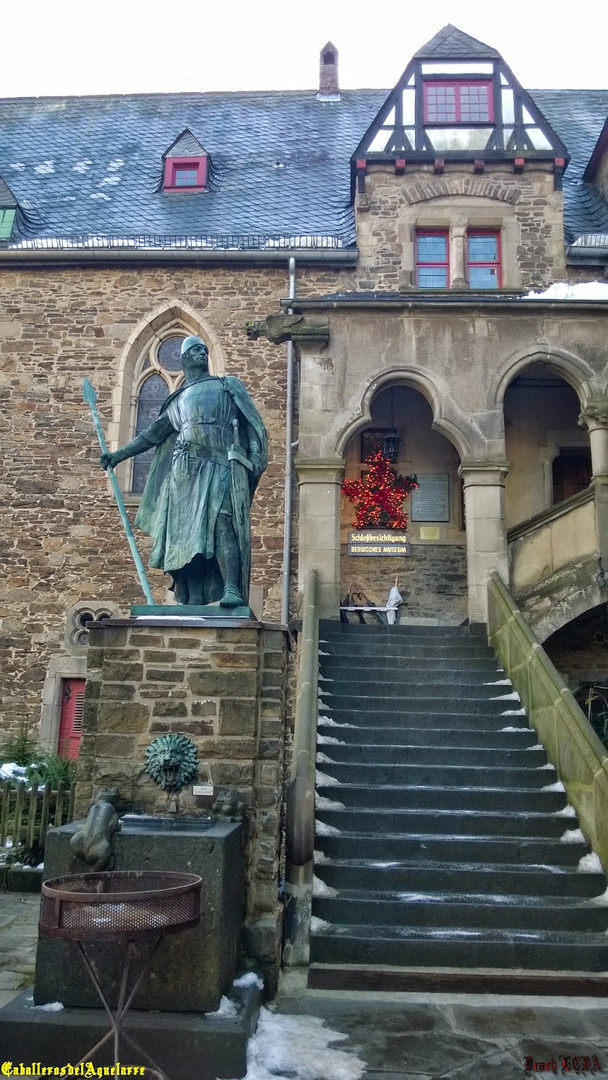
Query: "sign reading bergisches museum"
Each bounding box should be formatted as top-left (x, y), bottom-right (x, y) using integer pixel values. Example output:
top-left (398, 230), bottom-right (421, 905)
top-left (348, 530), bottom-right (411, 556)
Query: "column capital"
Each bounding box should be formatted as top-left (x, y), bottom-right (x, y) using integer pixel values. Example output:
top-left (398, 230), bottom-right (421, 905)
top-left (458, 462), bottom-right (509, 486)
top-left (296, 458), bottom-right (345, 485)
top-left (580, 403), bottom-right (608, 432)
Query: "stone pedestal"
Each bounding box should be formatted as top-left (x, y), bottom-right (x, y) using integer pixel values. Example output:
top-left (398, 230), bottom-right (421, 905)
top-left (73, 616), bottom-right (288, 988)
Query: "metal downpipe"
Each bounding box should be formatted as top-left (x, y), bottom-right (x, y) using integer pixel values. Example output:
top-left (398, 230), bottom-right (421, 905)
top-left (281, 257), bottom-right (296, 625)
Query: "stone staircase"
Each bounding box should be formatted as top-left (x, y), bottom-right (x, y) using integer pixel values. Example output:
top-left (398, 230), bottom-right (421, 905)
top-left (309, 620), bottom-right (608, 993)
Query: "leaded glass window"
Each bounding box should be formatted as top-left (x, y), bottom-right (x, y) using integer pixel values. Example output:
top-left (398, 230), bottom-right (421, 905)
top-left (130, 332), bottom-right (188, 493)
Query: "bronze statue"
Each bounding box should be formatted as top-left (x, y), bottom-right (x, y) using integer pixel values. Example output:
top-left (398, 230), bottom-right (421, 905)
top-left (101, 337), bottom-right (268, 607)
top-left (70, 787), bottom-right (121, 871)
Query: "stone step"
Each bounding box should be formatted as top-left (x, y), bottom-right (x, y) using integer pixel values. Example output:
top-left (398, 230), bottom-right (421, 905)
top-left (314, 806), bottom-right (575, 837)
top-left (308, 925), bottom-right (608, 972)
top-left (315, 781), bottom-right (565, 812)
top-left (312, 860), bottom-right (604, 897)
top-left (313, 833), bottom-right (587, 866)
top-left (319, 622), bottom-right (484, 639)
top-left (312, 892), bottom-right (608, 932)
top-left (316, 762), bottom-right (553, 788)
top-left (320, 701), bottom-right (527, 720)
top-left (307, 963), bottom-right (608, 995)
top-left (320, 680), bottom-right (521, 699)
top-left (320, 656), bottom-right (502, 673)
top-left (317, 742), bottom-right (547, 767)
top-left (317, 723), bottom-right (537, 748)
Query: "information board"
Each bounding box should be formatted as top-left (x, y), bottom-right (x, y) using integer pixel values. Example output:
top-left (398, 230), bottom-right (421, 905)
top-left (348, 530), bottom-right (411, 556)
top-left (411, 474), bottom-right (450, 522)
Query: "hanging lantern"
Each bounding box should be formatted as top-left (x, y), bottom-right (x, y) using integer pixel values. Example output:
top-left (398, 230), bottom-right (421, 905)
top-left (382, 431), bottom-right (401, 463)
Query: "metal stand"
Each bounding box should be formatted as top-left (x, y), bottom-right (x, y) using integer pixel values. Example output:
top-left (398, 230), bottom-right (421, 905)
top-left (74, 937), bottom-right (169, 1078)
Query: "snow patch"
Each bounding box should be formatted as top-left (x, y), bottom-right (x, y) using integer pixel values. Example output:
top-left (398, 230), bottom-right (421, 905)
top-left (501, 708), bottom-right (527, 716)
top-left (318, 717), bottom-right (354, 728)
top-left (316, 794), bottom-right (345, 811)
top-left (578, 852), bottom-right (603, 873)
top-left (313, 874), bottom-right (338, 898)
top-left (234, 972), bottom-right (264, 990)
top-left (483, 679), bottom-right (512, 686)
top-left (590, 887), bottom-right (608, 906)
top-left (100, 175), bottom-right (121, 186)
top-left (317, 734), bottom-right (345, 746)
top-left (310, 916), bottom-right (332, 933)
top-left (9, 163), bottom-right (25, 170)
top-left (560, 828), bottom-right (586, 844)
top-left (525, 281), bottom-right (608, 301)
top-left (0, 763), bottom-right (27, 782)
top-left (231, 1006), bottom-right (366, 1080)
top-left (205, 995), bottom-right (238, 1019)
top-left (315, 819), bottom-right (341, 836)
top-left (34, 161), bottom-right (54, 174)
top-left (501, 726), bottom-right (530, 732)
top-left (318, 674), bottom-right (333, 683)
top-left (314, 849), bottom-right (330, 863)
top-left (542, 780), bottom-right (566, 792)
top-left (527, 744), bottom-right (544, 750)
top-left (316, 752), bottom-right (337, 765)
top-left (90, 192), bottom-right (111, 201)
top-left (316, 770), bottom-right (341, 787)
top-left (492, 692), bottom-right (521, 701)
top-left (73, 160), bottom-right (93, 173)
top-left (553, 804), bottom-right (577, 817)
top-left (32, 1002), bottom-right (63, 1012)
top-left (108, 158), bottom-right (124, 170)
top-left (535, 763), bottom-right (555, 770)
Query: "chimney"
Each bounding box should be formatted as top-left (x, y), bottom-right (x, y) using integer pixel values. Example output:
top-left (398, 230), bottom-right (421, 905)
top-left (317, 42), bottom-right (340, 101)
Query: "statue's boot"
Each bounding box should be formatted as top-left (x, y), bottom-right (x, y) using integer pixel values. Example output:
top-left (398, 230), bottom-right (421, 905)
top-left (220, 585), bottom-right (244, 607)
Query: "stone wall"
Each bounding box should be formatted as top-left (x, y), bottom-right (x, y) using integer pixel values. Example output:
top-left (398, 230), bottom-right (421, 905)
top-left (0, 261), bottom-right (352, 737)
top-left (75, 617), bottom-right (289, 977)
top-left (340, 544), bottom-right (467, 622)
top-left (355, 165), bottom-right (566, 290)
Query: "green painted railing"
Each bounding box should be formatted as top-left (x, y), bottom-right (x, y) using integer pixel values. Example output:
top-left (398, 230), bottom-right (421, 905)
top-left (283, 567), bottom-right (320, 965)
top-left (488, 572), bottom-right (608, 867)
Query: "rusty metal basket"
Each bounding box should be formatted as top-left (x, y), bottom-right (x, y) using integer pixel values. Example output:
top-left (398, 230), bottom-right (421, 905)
top-left (39, 870), bottom-right (202, 942)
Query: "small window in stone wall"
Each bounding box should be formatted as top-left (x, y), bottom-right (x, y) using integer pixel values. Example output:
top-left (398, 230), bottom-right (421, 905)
top-left (131, 333), bottom-right (188, 494)
top-left (67, 604), bottom-right (115, 652)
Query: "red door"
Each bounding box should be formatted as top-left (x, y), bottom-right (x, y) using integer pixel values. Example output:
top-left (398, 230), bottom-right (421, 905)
top-left (58, 679), bottom-right (85, 759)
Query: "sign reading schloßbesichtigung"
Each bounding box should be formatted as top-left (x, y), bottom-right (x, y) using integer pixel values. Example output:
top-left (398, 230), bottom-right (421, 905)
top-left (347, 530), bottom-right (411, 556)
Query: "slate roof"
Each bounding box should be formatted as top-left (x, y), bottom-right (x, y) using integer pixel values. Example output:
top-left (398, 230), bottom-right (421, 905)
top-left (0, 84), bottom-right (606, 249)
top-left (414, 25), bottom-right (500, 60)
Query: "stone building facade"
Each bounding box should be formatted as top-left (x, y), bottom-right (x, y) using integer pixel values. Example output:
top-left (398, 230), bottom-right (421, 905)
top-left (0, 25), bottom-right (607, 780)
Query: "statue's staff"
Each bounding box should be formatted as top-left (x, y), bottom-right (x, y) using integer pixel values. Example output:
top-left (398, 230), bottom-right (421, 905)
top-left (82, 378), bottom-right (155, 605)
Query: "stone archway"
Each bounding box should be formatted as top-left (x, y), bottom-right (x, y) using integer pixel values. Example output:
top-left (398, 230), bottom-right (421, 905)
top-left (340, 382), bottom-right (467, 622)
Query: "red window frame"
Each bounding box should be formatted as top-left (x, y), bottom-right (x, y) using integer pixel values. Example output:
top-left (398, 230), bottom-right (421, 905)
top-left (467, 229), bottom-right (502, 289)
top-left (423, 81), bottom-right (493, 124)
top-left (163, 156), bottom-right (207, 192)
top-left (415, 229), bottom-right (450, 288)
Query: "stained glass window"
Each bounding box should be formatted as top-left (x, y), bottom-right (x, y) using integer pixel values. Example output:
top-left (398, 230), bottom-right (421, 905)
top-left (131, 374), bottom-right (168, 494)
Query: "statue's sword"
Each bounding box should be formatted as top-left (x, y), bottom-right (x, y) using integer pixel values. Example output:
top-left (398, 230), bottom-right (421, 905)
top-left (82, 378), bottom-right (155, 605)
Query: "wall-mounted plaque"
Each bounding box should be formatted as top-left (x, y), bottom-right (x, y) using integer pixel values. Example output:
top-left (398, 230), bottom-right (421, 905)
top-left (411, 474), bottom-right (450, 522)
top-left (348, 530), bottom-right (411, 556)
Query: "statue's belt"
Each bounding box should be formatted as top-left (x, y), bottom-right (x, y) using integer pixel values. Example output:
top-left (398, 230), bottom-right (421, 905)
top-left (172, 444), bottom-right (230, 470)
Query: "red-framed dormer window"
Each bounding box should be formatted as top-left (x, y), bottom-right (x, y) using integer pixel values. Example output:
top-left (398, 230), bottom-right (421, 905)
top-left (424, 81), bottom-right (493, 124)
top-left (416, 230), bottom-right (449, 288)
top-left (163, 156), bottom-right (207, 192)
top-left (467, 230), bottom-right (501, 288)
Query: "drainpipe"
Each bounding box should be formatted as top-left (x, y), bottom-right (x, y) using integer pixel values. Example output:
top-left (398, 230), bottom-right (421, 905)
top-left (281, 257), bottom-right (297, 625)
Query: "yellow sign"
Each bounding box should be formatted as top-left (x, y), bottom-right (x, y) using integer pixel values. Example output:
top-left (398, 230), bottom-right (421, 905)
top-left (419, 526), bottom-right (441, 541)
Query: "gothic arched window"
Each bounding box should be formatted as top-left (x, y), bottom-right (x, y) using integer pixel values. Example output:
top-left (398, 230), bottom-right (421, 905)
top-left (130, 331), bottom-right (187, 493)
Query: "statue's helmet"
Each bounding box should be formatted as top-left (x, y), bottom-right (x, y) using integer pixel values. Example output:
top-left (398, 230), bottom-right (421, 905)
top-left (181, 335), bottom-right (208, 356)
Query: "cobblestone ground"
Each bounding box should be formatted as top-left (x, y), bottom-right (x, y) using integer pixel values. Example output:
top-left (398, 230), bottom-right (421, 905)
top-left (0, 894), bottom-right (40, 1008)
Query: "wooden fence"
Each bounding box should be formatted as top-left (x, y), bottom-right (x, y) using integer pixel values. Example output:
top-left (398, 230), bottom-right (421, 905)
top-left (0, 780), bottom-right (76, 854)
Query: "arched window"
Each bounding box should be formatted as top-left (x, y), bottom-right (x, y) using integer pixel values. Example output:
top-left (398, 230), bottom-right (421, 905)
top-left (130, 331), bottom-right (188, 493)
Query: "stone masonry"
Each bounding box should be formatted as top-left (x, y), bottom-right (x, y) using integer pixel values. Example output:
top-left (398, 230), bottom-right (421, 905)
top-left (74, 617), bottom-right (289, 977)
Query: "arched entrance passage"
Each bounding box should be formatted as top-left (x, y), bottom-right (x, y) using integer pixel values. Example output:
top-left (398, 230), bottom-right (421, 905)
top-left (503, 361), bottom-right (590, 529)
top-left (340, 384), bottom-right (467, 622)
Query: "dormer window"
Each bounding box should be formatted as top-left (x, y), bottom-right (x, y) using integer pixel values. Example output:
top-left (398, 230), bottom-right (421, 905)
top-left (162, 129), bottom-right (209, 194)
top-left (424, 81), bottom-right (493, 124)
top-left (163, 156), bottom-right (207, 193)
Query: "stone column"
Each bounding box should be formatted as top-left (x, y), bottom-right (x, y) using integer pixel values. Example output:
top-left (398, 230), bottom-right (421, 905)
top-left (580, 409), bottom-right (608, 566)
top-left (296, 458), bottom-right (344, 619)
top-left (459, 464), bottom-right (509, 624)
top-left (450, 224), bottom-right (468, 289)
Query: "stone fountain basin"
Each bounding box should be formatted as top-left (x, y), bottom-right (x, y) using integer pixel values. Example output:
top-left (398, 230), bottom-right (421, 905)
top-left (34, 817), bottom-right (243, 1013)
